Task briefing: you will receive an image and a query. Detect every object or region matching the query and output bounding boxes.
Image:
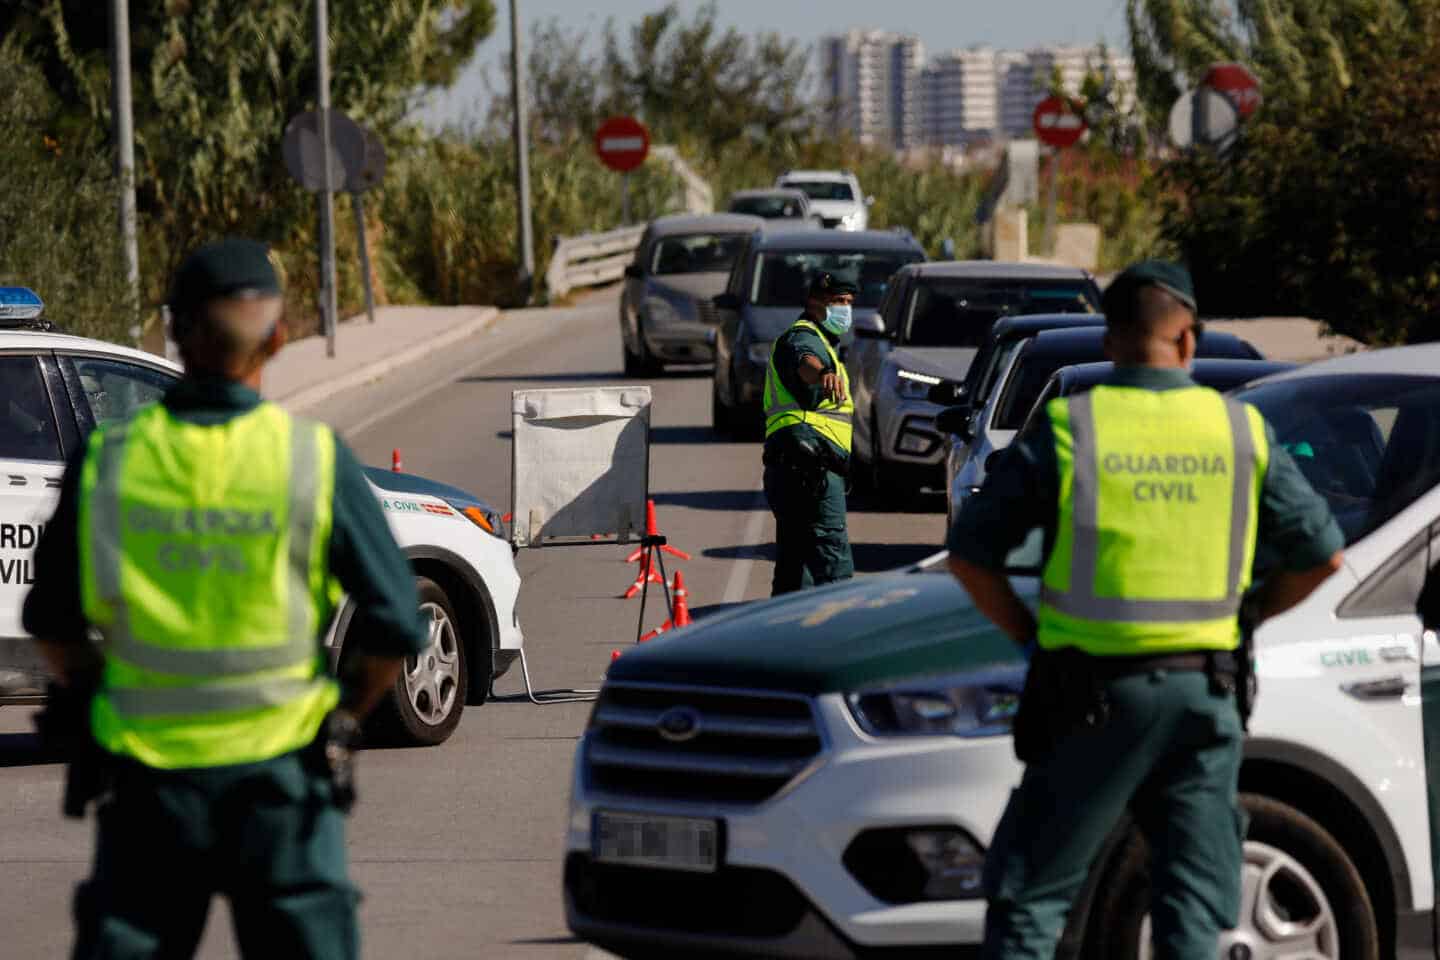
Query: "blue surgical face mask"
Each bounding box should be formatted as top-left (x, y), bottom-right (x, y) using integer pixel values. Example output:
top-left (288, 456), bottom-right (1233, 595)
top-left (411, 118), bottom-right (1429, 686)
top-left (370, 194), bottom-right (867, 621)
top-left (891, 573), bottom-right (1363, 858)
top-left (820, 303), bottom-right (853, 336)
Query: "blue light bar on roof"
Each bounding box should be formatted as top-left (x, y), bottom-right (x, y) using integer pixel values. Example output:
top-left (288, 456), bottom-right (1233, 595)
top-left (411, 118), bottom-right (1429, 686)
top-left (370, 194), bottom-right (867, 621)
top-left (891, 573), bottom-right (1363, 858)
top-left (0, 287), bottom-right (44, 321)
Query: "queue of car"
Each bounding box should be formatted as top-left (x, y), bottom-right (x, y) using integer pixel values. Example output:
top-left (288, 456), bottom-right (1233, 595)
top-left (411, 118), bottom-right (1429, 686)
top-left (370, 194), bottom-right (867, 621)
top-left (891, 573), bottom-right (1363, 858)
top-left (0, 288), bottom-right (522, 747)
top-left (570, 343), bottom-right (1440, 960)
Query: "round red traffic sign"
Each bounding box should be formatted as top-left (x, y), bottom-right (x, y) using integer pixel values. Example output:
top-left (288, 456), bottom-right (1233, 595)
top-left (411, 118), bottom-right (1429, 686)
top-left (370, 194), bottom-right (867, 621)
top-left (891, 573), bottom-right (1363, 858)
top-left (594, 116), bottom-right (650, 173)
top-left (1032, 95), bottom-right (1087, 149)
top-left (1202, 62), bottom-right (1262, 118)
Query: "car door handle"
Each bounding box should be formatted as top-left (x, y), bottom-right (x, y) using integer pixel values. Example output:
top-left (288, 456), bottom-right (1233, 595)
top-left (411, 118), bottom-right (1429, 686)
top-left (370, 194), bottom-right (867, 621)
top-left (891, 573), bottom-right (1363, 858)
top-left (1341, 676), bottom-right (1409, 700)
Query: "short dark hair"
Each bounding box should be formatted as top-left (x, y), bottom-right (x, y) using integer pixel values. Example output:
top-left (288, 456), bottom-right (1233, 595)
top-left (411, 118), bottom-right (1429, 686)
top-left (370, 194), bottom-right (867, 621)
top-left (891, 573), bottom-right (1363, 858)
top-left (1107, 284), bottom-right (1192, 339)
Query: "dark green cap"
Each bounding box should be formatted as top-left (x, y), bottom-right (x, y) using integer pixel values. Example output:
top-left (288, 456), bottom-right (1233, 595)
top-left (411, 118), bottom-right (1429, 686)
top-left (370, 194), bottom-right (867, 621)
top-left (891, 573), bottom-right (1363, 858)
top-left (168, 238), bottom-right (282, 314)
top-left (1102, 259), bottom-right (1197, 320)
top-left (809, 266), bottom-right (859, 298)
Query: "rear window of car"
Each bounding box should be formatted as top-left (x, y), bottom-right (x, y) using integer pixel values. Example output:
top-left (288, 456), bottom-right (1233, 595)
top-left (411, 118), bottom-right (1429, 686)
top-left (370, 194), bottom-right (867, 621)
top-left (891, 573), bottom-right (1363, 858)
top-left (1235, 374), bottom-right (1440, 546)
top-left (650, 233), bottom-right (748, 275)
top-left (904, 279), bottom-right (1100, 348)
top-left (783, 180), bottom-right (855, 202)
top-left (730, 196), bottom-right (803, 219)
top-left (750, 251), bottom-right (921, 308)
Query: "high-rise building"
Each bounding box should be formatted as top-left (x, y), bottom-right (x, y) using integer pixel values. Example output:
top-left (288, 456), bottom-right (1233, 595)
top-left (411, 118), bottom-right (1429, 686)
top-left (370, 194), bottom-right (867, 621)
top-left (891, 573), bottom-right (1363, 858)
top-left (825, 31), bottom-right (1136, 148)
top-left (920, 47), bottom-right (998, 146)
top-left (821, 30), bottom-right (925, 149)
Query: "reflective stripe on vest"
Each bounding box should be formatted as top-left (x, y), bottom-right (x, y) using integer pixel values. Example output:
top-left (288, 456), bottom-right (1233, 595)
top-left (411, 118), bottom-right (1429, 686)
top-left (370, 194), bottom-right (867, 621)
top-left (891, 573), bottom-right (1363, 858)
top-left (79, 403), bottom-right (341, 768)
top-left (763, 319), bottom-right (854, 453)
top-left (1038, 386), bottom-right (1268, 654)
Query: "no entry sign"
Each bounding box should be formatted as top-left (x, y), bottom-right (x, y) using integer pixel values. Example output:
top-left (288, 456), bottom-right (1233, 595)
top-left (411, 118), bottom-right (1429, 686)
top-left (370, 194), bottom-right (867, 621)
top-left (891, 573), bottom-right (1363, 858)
top-left (594, 116), bottom-right (650, 173)
top-left (1032, 95), bottom-right (1087, 150)
top-left (1202, 62), bottom-right (1263, 119)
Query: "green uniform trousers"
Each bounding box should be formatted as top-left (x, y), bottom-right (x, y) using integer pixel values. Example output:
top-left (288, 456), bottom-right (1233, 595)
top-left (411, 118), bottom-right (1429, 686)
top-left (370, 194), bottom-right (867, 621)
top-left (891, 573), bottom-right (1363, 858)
top-left (981, 670), bottom-right (1245, 960)
top-left (762, 465), bottom-right (854, 596)
top-left (72, 750), bottom-right (358, 960)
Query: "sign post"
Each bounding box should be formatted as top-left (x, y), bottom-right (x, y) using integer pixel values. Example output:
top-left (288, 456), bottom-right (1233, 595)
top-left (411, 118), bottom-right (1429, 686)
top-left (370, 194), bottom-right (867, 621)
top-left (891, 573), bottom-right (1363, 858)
top-left (594, 116), bottom-right (650, 225)
top-left (1032, 95), bottom-right (1088, 256)
top-left (346, 129), bottom-right (387, 325)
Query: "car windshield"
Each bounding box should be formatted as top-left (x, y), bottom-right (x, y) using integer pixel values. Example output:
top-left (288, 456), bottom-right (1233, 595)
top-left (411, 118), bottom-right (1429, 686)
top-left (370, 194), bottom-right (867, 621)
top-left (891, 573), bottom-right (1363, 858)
top-left (784, 180), bottom-right (855, 202)
top-left (1235, 374), bottom-right (1440, 546)
top-left (649, 233), bottom-right (748, 275)
top-left (905, 279), bottom-right (1100, 348)
top-left (750, 251), bottom-right (918, 308)
top-left (730, 195), bottom-right (803, 219)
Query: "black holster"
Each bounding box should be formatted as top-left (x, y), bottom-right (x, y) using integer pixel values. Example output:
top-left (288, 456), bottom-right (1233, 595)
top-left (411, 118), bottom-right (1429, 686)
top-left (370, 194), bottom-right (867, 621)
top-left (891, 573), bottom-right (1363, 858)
top-left (302, 709), bottom-right (361, 814)
top-left (33, 676), bottom-right (111, 819)
top-left (1012, 649), bottom-right (1111, 764)
top-left (765, 428), bottom-right (847, 496)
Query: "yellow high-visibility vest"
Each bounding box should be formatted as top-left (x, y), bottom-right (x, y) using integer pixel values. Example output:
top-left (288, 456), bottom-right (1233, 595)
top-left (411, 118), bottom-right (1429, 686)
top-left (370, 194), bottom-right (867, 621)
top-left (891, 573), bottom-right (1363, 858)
top-left (79, 402), bottom-right (343, 769)
top-left (1039, 385), bottom-right (1269, 654)
top-left (763, 319), bottom-right (854, 454)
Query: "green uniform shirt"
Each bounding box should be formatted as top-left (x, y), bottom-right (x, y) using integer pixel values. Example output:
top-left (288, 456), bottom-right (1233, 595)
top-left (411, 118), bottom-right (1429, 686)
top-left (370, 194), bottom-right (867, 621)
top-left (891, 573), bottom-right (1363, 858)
top-left (23, 379), bottom-right (427, 659)
top-left (947, 367), bottom-right (1344, 573)
top-left (763, 314), bottom-right (848, 463)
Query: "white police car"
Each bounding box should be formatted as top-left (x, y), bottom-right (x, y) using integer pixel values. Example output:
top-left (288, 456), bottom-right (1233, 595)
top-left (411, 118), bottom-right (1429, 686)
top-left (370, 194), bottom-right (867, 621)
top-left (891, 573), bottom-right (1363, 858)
top-left (569, 344), bottom-right (1440, 958)
top-left (0, 288), bottom-right (523, 746)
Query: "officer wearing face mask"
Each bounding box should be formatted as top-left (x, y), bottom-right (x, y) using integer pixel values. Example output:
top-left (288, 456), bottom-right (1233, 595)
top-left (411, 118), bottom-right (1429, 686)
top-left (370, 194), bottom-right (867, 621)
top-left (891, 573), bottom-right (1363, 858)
top-left (761, 267), bottom-right (857, 595)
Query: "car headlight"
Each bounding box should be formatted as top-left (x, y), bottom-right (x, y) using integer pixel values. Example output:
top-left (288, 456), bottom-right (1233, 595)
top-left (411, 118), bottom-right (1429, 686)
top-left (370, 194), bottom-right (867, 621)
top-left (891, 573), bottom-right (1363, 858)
top-left (840, 210), bottom-right (864, 230)
top-left (644, 296), bottom-right (681, 327)
top-left (746, 341), bottom-right (773, 365)
top-left (846, 665), bottom-right (1025, 738)
top-left (456, 504), bottom-right (507, 541)
top-left (893, 368), bottom-right (942, 401)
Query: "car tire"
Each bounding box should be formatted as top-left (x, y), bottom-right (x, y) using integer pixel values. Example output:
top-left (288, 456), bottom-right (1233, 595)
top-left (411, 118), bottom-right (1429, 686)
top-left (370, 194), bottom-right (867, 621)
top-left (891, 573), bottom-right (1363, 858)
top-left (1082, 793), bottom-right (1379, 960)
top-left (367, 576), bottom-right (469, 747)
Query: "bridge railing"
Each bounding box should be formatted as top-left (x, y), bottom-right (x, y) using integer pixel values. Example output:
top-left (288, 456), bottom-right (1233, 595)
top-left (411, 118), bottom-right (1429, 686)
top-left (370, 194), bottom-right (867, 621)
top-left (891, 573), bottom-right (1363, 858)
top-left (545, 224), bottom-right (646, 300)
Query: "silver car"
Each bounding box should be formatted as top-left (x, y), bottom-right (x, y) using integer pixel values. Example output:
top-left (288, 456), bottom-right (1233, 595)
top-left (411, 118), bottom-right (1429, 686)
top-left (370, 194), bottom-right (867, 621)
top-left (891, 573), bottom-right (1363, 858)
top-left (847, 262), bottom-right (1102, 500)
top-left (620, 213), bottom-right (762, 375)
top-left (726, 188), bottom-right (821, 227)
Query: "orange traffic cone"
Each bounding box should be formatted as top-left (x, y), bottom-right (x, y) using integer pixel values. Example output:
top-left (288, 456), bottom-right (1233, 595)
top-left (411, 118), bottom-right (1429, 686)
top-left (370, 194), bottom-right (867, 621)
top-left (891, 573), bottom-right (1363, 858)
top-left (639, 571), bottom-right (693, 640)
top-left (392, 449), bottom-right (403, 472)
top-left (622, 553), bottom-right (665, 599)
top-left (625, 500), bottom-right (692, 562)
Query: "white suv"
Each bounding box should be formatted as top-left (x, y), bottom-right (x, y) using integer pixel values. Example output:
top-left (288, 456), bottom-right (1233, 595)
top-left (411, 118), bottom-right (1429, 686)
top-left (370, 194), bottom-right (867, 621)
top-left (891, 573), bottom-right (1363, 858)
top-left (774, 170), bottom-right (872, 231)
top-left (569, 344), bottom-right (1440, 958)
top-left (0, 288), bottom-right (524, 747)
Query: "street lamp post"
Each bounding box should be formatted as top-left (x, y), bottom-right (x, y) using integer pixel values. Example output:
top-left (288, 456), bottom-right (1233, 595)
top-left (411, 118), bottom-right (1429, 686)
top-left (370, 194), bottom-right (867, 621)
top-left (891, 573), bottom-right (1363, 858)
top-left (315, 0), bottom-right (338, 357)
top-left (509, 0), bottom-right (535, 302)
top-left (109, 0), bottom-right (140, 323)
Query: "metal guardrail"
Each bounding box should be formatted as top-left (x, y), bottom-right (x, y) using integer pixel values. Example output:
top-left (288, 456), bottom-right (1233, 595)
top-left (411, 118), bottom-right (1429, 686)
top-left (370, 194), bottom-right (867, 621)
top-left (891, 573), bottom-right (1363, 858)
top-left (545, 224), bottom-right (646, 300)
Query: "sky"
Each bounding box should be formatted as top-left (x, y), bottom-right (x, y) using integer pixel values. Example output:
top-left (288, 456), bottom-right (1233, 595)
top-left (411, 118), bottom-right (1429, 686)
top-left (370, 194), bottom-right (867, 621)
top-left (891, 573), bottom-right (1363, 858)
top-left (416, 0), bottom-right (1130, 129)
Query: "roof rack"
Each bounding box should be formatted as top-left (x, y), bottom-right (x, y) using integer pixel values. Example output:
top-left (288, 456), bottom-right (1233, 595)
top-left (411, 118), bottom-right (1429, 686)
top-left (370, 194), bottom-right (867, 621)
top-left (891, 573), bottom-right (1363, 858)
top-left (0, 287), bottom-right (54, 330)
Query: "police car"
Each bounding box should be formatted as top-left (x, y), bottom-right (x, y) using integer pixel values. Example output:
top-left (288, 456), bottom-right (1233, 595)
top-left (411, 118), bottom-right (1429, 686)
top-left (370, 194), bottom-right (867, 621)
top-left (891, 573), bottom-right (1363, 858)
top-left (568, 344), bottom-right (1440, 958)
top-left (0, 288), bottom-right (523, 747)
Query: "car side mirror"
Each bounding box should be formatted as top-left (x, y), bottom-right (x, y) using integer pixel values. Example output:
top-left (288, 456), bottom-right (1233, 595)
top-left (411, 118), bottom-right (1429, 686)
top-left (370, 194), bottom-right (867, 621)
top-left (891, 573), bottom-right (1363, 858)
top-left (934, 405), bottom-right (973, 440)
top-left (712, 292), bottom-right (741, 311)
top-left (623, 264), bottom-right (643, 279)
top-left (984, 449), bottom-right (1004, 474)
top-left (928, 380), bottom-right (967, 406)
top-left (865, 195), bottom-right (876, 206)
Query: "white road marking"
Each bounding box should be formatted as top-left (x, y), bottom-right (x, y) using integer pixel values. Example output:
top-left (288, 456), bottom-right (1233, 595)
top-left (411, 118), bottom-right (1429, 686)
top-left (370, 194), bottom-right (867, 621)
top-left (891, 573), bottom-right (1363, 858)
top-left (722, 486), bottom-right (770, 604)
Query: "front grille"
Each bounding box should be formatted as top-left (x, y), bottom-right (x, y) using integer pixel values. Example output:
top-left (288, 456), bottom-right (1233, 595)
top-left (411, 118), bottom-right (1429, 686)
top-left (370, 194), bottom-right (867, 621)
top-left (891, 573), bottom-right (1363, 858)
top-left (567, 854), bottom-right (809, 937)
top-left (585, 683), bottom-right (823, 805)
top-left (695, 298), bottom-right (719, 326)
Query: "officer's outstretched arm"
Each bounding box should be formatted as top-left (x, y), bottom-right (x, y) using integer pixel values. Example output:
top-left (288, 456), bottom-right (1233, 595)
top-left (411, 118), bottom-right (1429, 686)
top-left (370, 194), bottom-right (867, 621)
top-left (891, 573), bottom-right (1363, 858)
top-left (948, 555), bottom-right (1037, 649)
top-left (1254, 551), bottom-right (1343, 623)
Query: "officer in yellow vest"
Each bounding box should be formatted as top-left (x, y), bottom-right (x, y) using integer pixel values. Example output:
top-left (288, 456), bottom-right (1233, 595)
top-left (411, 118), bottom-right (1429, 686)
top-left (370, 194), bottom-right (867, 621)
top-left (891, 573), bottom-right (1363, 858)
top-left (762, 267), bottom-right (857, 595)
top-left (947, 261), bottom-right (1345, 959)
top-left (23, 238), bottom-right (427, 959)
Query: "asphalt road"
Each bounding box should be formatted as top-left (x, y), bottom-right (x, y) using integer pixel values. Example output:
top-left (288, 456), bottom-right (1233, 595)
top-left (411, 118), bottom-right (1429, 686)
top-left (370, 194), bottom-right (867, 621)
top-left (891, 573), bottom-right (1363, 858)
top-left (0, 291), bottom-right (947, 958)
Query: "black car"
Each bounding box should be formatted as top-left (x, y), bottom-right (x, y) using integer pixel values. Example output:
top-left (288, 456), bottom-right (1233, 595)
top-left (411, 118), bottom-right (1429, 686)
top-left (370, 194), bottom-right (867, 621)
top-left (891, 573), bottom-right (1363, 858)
top-left (709, 228), bottom-right (926, 437)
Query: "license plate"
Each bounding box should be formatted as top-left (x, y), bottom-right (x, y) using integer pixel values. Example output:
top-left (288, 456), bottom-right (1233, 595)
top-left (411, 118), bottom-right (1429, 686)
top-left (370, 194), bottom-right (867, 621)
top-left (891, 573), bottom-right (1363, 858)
top-left (592, 811), bottom-right (720, 873)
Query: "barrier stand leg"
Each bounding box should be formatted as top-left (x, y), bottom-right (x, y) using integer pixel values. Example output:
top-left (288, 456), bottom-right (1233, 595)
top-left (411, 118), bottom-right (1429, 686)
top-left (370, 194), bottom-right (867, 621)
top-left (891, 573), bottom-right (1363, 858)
top-left (634, 534), bottom-right (674, 646)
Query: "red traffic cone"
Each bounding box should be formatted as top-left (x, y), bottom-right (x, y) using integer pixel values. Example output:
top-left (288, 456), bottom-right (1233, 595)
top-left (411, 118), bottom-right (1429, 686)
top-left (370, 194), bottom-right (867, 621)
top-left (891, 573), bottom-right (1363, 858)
top-left (611, 649), bottom-right (622, 661)
top-left (625, 500), bottom-right (691, 562)
top-left (392, 449), bottom-right (403, 472)
top-left (621, 553), bottom-right (665, 599)
top-left (670, 570), bottom-right (693, 629)
top-left (639, 623), bottom-right (668, 642)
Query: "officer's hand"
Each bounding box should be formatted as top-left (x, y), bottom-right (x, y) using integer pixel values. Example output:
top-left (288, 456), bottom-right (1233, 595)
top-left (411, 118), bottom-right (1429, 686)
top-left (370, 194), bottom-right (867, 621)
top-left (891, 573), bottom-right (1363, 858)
top-left (821, 372), bottom-right (847, 404)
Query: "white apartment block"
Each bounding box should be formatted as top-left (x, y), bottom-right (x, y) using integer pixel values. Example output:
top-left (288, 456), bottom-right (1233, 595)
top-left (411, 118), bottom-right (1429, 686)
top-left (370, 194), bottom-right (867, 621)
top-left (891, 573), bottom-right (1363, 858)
top-left (821, 30), bottom-right (925, 149)
top-left (823, 32), bottom-right (1136, 148)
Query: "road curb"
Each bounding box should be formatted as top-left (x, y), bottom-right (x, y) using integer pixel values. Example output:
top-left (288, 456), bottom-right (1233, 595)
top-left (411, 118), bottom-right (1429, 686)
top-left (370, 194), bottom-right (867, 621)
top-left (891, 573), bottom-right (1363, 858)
top-left (277, 307), bottom-right (500, 414)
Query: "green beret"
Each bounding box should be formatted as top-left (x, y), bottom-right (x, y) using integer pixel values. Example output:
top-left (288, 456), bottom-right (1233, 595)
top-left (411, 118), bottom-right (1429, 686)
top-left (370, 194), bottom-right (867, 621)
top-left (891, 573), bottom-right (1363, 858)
top-left (809, 266), bottom-right (859, 297)
top-left (168, 238), bottom-right (282, 314)
top-left (1102, 259), bottom-right (1197, 319)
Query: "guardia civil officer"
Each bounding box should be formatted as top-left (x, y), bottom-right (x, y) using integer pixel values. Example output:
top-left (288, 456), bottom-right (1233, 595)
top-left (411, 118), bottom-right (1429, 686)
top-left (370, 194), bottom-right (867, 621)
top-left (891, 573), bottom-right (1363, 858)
top-left (24, 238), bottom-right (427, 959)
top-left (947, 261), bottom-right (1345, 959)
top-left (762, 267), bottom-right (857, 595)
